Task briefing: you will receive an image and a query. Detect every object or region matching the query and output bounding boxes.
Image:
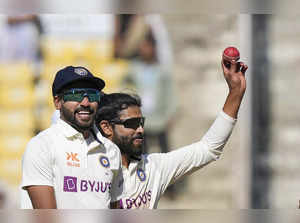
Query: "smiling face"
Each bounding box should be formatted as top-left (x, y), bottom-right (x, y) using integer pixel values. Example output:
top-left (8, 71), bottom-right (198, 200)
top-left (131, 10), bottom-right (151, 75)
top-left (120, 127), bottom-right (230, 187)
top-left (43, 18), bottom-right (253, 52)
top-left (59, 96), bottom-right (98, 132)
top-left (54, 82), bottom-right (99, 133)
top-left (111, 106), bottom-right (145, 157)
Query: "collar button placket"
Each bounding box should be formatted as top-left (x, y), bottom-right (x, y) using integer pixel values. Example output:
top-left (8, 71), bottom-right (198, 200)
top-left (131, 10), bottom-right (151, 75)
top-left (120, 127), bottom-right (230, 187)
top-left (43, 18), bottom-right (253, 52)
top-left (78, 135), bottom-right (84, 144)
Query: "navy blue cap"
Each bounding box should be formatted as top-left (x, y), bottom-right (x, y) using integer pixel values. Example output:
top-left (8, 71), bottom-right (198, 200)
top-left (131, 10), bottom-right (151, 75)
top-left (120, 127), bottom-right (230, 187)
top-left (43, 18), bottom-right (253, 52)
top-left (52, 66), bottom-right (105, 96)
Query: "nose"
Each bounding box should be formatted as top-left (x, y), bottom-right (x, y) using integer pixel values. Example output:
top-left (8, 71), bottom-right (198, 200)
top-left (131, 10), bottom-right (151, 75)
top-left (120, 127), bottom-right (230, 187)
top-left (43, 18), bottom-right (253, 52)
top-left (80, 96), bottom-right (90, 106)
top-left (136, 125), bottom-right (144, 134)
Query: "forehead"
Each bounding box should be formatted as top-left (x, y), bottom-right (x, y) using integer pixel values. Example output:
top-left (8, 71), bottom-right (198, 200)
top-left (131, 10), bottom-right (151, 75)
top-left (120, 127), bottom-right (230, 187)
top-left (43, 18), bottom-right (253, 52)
top-left (119, 106), bottom-right (142, 119)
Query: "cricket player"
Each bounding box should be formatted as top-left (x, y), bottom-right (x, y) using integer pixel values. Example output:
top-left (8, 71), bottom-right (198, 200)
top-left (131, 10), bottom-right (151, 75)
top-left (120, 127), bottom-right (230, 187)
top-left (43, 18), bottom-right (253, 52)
top-left (21, 66), bottom-right (122, 209)
top-left (96, 59), bottom-right (248, 209)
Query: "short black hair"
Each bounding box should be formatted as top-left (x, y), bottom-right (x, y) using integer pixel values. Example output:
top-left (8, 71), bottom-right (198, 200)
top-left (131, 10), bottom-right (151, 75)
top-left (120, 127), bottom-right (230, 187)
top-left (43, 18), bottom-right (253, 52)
top-left (96, 92), bottom-right (142, 126)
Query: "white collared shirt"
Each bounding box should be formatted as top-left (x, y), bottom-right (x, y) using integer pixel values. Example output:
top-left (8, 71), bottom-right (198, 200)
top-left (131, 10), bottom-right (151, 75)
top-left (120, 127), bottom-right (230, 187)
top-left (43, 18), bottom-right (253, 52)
top-left (116, 111), bottom-right (236, 209)
top-left (21, 118), bottom-right (122, 209)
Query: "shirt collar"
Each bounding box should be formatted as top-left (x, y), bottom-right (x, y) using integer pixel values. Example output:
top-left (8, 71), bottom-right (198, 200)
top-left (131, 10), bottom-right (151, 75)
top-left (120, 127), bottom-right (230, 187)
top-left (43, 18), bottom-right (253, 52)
top-left (126, 154), bottom-right (146, 174)
top-left (56, 118), bottom-right (105, 151)
top-left (56, 118), bottom-right (83, 139)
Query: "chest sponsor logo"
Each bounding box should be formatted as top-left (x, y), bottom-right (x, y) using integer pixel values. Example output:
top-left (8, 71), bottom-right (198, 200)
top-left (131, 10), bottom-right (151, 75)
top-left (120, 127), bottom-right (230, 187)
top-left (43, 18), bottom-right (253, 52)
top-left (99, 156), bottom-right (110, 168)
top-left (63, 176), bottom-right (112, 193)
top-left (137, 169), bottom-right (146, 182)
top-left (66, 152), bottom-right (80, 167)
top-left (120, 190), bottom-right (152, 209)
top-left (63, 176), bottom-right (77, 192)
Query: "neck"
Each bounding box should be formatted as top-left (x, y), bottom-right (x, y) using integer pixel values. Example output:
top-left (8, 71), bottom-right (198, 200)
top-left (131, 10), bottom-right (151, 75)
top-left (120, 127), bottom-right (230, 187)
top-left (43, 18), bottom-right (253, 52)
top-left (122, 154), bottom-right (130, 169)
top-left (83, 131), bottom-right (90, 139)
top-left (61, 117), bottom-right (91, 139)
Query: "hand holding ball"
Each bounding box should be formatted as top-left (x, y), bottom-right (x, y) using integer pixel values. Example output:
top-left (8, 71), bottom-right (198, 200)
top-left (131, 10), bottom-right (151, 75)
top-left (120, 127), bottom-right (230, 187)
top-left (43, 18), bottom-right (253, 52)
top-left (222, 47), bottom-right (240, 69)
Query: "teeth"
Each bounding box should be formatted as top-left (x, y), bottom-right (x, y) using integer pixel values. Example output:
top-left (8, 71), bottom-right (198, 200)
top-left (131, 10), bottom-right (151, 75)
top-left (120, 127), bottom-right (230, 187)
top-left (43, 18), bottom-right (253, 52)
top-left (78, 111), bottom-right (90, 114)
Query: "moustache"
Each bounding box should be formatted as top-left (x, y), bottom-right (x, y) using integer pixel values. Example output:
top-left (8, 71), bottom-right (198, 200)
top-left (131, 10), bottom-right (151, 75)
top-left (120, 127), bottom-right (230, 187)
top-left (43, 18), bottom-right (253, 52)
top-left (132, 135), bottom-right (144, 140)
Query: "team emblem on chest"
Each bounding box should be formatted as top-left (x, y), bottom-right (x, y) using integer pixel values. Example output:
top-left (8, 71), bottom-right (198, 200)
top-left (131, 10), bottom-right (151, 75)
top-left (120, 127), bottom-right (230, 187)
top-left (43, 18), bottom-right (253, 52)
top-left (66, 152), bottom-right (80, 167)
top-left (137, 169), bottom-right (146, 182)
top-left (99, 156), bottom-right (110, 168)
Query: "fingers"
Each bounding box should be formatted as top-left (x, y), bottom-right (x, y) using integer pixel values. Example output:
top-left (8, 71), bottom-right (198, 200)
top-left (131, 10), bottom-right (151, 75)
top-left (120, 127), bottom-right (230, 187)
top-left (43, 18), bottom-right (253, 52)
top-left (231, 60), bottom-right (248, 74)
top-left (229, 60), bottom-right (238, 73)
top-left (239, 62), bottom-right (248, 75)
top-left (222, 59), bottom-right (248, 76)
top-left (221, 60), bottom-right (226, 72)
top-left (223, 59), bottom-right (239, 73)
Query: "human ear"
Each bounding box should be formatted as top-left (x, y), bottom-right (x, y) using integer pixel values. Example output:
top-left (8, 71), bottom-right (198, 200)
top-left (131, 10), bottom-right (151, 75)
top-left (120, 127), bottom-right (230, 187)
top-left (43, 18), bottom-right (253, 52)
top-left (53, 96), bottom-right (62, 110)
top-left (99, 120), bottom-right (113, 138)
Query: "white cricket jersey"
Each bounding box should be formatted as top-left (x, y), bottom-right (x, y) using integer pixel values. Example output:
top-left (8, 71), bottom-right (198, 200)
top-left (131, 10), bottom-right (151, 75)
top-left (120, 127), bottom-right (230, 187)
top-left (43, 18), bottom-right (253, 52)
top-left (21, 118), bottom-right (122, 209)
top-left (116, 111), bottom-right (236, 209)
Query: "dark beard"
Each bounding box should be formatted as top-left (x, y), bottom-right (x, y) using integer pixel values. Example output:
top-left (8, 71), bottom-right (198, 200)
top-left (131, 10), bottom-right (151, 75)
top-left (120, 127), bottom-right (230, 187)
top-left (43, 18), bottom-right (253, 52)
top-left (61, 105), bottom-right (95, 132)
top-left (113, 134), bottom-right (144, 158)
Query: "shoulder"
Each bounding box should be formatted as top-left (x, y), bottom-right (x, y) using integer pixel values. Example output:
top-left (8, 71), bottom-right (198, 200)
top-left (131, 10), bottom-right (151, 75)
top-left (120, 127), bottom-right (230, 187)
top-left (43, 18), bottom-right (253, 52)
top-left (102, 136), bottom-right (121, 157)
top-left (94, 125), bottom-right (121, 158)
top-left (25, 125), bottom-right (59, 154)
top-left (141, 153), bottom-right (165, 166)
top-left (98, 134), bottom-right (122, 170)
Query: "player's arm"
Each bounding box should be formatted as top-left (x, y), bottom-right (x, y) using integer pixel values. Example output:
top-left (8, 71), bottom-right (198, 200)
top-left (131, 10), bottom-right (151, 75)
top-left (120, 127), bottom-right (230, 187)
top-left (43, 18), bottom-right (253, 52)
top-left (221, 59), bottom-right (248, 119)
top-left (157, 59), bottom-right (248, 189)
top-left (21, 138), bottom-right (56, 209)
top-left (197, 59), bottom-right (248, 161)
top-left (26, 186), bottom-right (56, 209)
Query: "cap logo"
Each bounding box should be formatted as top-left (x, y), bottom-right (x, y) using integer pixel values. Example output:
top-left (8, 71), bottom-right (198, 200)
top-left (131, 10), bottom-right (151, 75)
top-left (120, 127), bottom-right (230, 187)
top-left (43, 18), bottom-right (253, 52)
top-left (74, 68), bottom-right (88, 76)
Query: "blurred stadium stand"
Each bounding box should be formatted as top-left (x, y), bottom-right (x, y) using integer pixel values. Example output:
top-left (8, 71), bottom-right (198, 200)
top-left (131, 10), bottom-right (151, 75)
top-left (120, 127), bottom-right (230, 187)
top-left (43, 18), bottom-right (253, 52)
top-left (0, 63), bottom-right (36, 186)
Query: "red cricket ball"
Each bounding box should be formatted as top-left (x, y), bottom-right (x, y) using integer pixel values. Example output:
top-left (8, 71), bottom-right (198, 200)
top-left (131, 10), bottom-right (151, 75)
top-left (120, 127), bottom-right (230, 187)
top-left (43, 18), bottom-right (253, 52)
top-left (222, 46), bottom-right (240, 69)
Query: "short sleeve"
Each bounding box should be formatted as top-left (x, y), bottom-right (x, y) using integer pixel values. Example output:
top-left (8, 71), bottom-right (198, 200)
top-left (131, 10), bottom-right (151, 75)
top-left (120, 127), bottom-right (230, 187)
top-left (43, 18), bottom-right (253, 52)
top-left (21, 137), bottom-right (54, 189)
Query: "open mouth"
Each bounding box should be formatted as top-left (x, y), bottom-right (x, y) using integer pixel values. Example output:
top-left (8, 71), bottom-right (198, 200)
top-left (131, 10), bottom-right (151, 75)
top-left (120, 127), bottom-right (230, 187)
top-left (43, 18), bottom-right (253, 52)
top-left (133, 136), bottom-right (144, 144)
top-left (76, 110), bottom-right (93, 120)
top-left (77, 111), bottom-right (91, 115)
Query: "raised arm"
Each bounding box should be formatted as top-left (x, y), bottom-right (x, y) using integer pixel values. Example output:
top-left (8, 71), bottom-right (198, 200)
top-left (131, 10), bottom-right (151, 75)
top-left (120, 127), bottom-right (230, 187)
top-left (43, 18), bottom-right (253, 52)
top-left (222, 60), bottom-right (248, 118)
top-left (157, 57), bottom-right (248, 191)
